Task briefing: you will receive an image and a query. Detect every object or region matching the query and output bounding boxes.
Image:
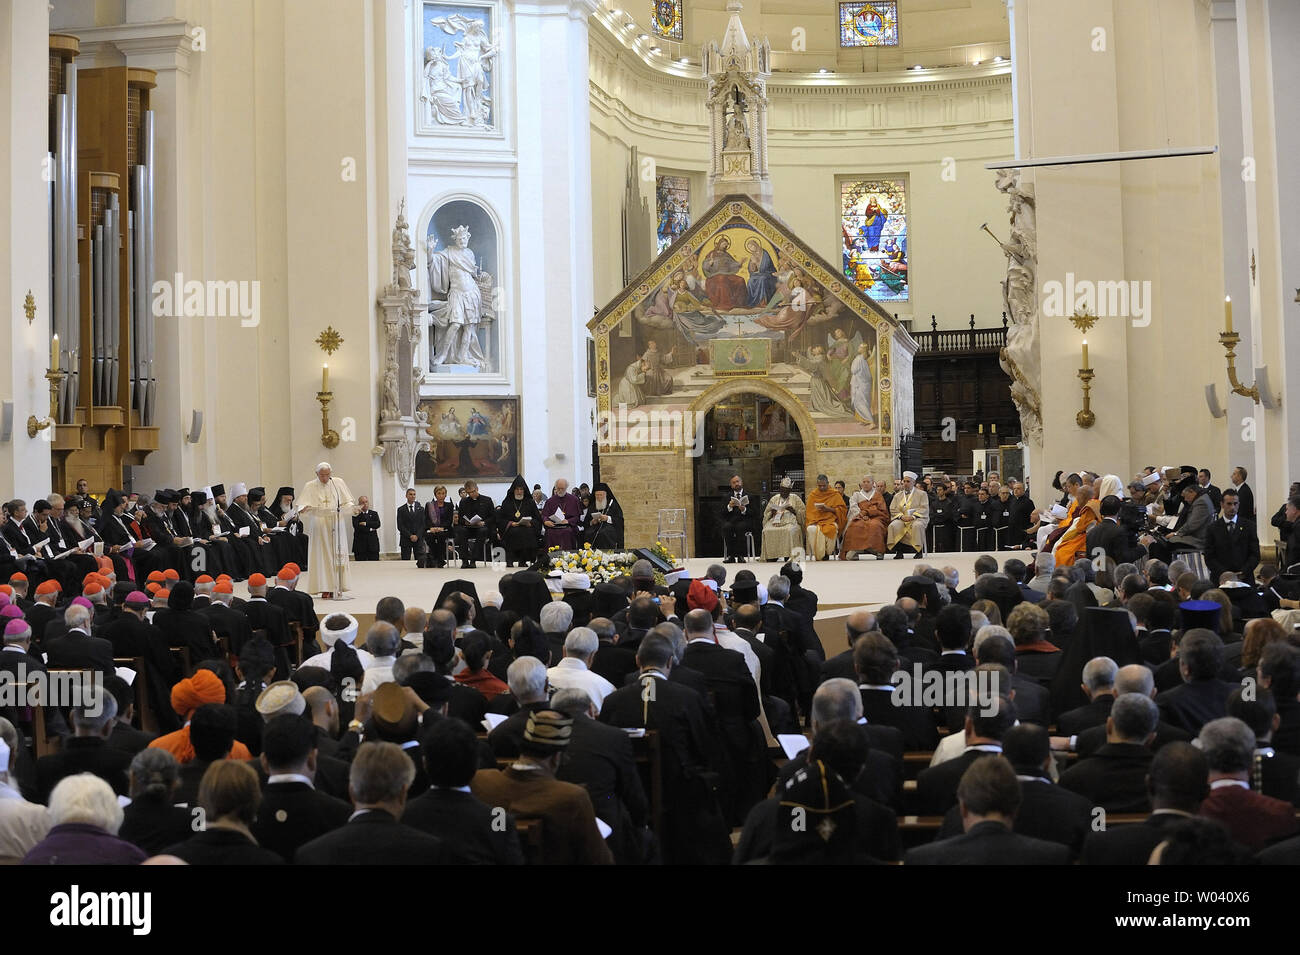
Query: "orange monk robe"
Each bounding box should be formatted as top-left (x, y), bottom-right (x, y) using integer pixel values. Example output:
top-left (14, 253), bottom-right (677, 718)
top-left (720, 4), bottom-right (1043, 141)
top-left (806, 487), bottom-right (847, 540)
top-left (841, 494), bottom-right (889, 554)
top-left (1053, 499), bottom-right (1100, 566)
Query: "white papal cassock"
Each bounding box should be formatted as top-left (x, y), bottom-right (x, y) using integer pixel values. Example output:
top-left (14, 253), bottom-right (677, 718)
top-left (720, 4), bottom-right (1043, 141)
top-left (299, 471), bottom-right (357, 595)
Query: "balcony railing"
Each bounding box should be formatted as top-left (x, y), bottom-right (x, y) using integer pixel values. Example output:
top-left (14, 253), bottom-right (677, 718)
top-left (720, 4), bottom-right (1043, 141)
top-left (912, 314), bottom-right (1009, 355)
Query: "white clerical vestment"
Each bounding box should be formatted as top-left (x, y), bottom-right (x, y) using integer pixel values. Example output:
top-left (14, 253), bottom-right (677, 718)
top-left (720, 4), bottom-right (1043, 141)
top-left (886, 487), bottom-right (929, 550)
top-left (299, 476), bottom-right (356, 594)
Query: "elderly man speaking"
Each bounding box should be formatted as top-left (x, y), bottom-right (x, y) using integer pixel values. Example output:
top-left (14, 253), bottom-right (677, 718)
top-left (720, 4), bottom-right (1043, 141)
top-left (804, 474), bottom-right (846, 561)
top-left (887, 470), bottom-right (929, 559)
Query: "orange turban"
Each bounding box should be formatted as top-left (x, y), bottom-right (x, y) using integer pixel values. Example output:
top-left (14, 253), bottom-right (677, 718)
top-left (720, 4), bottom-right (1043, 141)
top-left (171, 669), bottom-right (226, 719)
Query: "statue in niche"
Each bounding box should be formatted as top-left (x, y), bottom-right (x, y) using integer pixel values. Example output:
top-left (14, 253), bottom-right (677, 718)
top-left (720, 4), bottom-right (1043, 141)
top-left (427, 224), bottom-right (494, 370)
top-left (723, 88), bottom-right (751, 151)
top-left (427, 14), bottom-right (498, 129)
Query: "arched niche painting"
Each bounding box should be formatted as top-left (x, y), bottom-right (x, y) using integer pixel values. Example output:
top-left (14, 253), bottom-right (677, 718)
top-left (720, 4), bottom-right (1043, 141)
top-left (425, 199), bottom-right (500, 375)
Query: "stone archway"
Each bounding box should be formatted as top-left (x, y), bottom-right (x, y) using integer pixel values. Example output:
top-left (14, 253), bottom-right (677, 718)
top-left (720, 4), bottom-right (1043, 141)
top-left (689, 377), bottom-right (819, 557)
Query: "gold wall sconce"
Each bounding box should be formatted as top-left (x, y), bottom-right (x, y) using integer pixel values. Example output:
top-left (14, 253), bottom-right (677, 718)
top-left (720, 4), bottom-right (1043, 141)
top-left (1076, 338), bottom-right (1095, 429)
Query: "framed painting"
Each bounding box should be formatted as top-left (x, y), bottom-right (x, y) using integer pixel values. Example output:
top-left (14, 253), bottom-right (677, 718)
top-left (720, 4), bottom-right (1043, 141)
top-left (838, 2), bottom-right (900, 48)
top-left (414, 396), bottom-right (519, 481)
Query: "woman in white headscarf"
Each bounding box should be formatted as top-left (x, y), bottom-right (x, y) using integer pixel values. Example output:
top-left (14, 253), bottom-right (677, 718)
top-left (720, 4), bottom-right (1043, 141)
top-left (762, 477), bottom-right (804, 560)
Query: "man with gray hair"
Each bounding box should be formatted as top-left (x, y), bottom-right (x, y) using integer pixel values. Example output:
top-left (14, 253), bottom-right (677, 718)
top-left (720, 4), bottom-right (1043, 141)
top-left (44, 603), bottom-right (115, 676)
top-left (1028, 551), bottom-right (1055, 593)
top-left (361, 621), bottom-right (402, 694)
top-left (773, 677), bottom-right (903, 810)
top-left (540, 600), bottom-right (574, 668)
top-left (1059, 693), bottom-right (1159, 813)
top-left (547, 627), bottom-right (615, 709)
top-left (1069, 663), bottom-right (1193, 757)
top-left (1055, 656), bottom-right (1118, 736)
top-left (36, 685), bottom-right (132, 802)
top-left (1197, 716), bottom-right (1299, 850)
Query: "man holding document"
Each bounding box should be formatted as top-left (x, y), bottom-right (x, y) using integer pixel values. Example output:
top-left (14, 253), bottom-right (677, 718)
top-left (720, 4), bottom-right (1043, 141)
top-left (497, 476), bottom-right (541, 567)
top-left (456, 479), bottom-right (495, 568)
top-left (298, 462), bottom-right (358, 599)
top-left (722, 474), bottom-right (752, 563)
top-left (542, 479), bottom-right (581, 552)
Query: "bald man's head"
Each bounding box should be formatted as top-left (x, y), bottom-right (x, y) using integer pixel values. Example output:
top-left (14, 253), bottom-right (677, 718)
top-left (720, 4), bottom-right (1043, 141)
top-left (846, 610), bottom-right (876, 648)
top-left (302, 686), bottom-right (338, 734)
top-left (1115, 664), bottom-right (1155, 698)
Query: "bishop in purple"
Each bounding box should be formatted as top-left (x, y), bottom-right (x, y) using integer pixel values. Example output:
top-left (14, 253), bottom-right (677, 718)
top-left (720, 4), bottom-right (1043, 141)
top-left (542, 479), bottom-right (583, 551)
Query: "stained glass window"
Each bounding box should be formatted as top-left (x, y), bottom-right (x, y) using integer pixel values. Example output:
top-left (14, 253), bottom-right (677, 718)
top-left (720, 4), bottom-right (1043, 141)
top-left (656, 175), bottom-right (690, 255)
top-left (841, 177), bottom-right (908, 302)
top-left (650, 0), bottom-right (683, 41)
top-left (839, 1), bottom-right (900, 48)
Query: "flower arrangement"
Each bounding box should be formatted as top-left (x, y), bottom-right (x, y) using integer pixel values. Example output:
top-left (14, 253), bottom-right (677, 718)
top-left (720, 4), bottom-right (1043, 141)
top-left (547, 543), bottom-right (641, 583)
top-left (649, 540), bottom-right (678, 565)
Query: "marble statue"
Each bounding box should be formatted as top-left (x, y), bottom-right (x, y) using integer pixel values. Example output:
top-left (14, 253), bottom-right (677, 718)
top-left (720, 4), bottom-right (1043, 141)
top-left (427, 224), bottom-right (493, 369)
top-left (994, 169), bottom-right (1043, 446)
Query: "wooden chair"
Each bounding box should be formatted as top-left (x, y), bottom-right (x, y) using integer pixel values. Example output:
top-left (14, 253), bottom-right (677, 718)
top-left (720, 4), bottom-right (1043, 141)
top-left (513, 817), bottom-right (546, 865)
top-left (630, 729), bottom-right (664, 837)
top-left (289, 621), bottom-right (305, 666)
top-left (28, 695), bottom-right (61, 759)
top-left (170, 646), bottom-right (193, 679)
top-left (112, 656), bottom-right (154, 733)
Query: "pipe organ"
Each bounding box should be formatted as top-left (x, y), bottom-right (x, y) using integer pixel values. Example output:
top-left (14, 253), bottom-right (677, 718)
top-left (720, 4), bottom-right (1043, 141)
top-left (47, 35), bottom-right (160, 491)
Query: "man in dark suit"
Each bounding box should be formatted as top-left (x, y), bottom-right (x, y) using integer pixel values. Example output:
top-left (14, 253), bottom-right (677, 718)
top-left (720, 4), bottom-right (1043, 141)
top-left (818, 609), bottom-right (874, 684)
top-left (600, 633), bottom-right (732, 865)
top-left (972, 632), bottom-right (1049, 726)
top-left (35, 686), bottom-right (133, 802)
top-left (1197, 469), bottom-right (1223, 514)
top-left (680, 609), bottom-right (765, 821)
top-left (455, 481), bottom-right (495, 569)
top-left (252, 714), bottom-right (352, 862)
top-left (44, 603), bottom-right (115, 676)
top-left (1056, 656), bottom-right (1118, 736)
top-left (953, 556), bottom-right (998, 606)
top-left (1229, 467), bottom-right (1254, 523)
top-left (936, 723), bottom-right (1093, 859)
top-left (395, 488), bottom-right (428, 563)
top-left (905, 755), bottom-right (1070, 865)
top-left (915, 693), bottom-right (1016, 816)
top-left (295, 741), bottom-right (446, 864)
top-left (1155, 629), bottom-right (1235, 734)
top-left (351, 496), bottom-right (381, 561)
top-left (103, 674), bottom-right (155, 756)
top-left (402, 715), bottom-right (523, 864)
top-left (720, 474), bottom-right (752, 563)
top-left (588, 616), bottom-right (637, 688)
top-left (1079, 741), bottom-right (1208, 864)
top-left (1086, 495), bottom-right (1143, 566)
top-left (1059, 693), bottom-right (1159, 813)
top-left (928, 603), bottom-right (975, 677)
top-left (855, 630), bottom-right (938, 751)
top-left (1073, 664), bottom-right (1190, 757)
top-left (1204, 489), bottom-right (1260, 584)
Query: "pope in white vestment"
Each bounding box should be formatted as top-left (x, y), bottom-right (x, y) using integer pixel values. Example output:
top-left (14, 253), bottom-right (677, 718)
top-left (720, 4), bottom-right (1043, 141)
top-left (298, 462), bottom-right (358, 596)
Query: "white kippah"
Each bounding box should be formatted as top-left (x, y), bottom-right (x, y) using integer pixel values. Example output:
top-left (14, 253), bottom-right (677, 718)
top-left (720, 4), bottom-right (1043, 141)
top-left (256, 681), bottom-right (306, 720)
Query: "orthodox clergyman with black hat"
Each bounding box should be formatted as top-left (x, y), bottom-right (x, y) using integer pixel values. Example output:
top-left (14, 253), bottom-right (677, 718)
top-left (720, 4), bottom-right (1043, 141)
top-left (582, 483), bottom-right (623, 550)
top-left (497, 476), bottom-right (541, 567)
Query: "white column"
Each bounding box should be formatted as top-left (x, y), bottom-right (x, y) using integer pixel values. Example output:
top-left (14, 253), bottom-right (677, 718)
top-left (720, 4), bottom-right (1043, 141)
top-left (515, 0), bottom-right (597, 490)
top-left (0, 0), bottom-right (53, 498)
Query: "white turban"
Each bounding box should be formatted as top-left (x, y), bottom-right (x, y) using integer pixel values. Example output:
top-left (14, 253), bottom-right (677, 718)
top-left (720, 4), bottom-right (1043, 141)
top-left (320, 613), bottom-right (358, 647)
top-left (903, 471), bottom-right (918, 481)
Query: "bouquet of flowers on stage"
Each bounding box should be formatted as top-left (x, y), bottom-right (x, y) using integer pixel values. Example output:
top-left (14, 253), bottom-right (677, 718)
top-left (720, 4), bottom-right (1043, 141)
top-left (547, 543), bottom-right (641, 584)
